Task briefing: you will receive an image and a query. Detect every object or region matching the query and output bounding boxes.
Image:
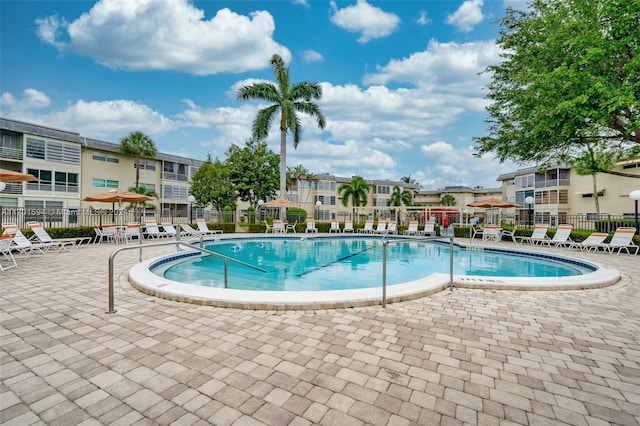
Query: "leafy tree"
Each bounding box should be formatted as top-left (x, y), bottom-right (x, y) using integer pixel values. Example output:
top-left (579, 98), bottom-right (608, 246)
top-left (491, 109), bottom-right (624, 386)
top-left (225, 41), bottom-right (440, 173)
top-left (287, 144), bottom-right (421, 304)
top-left (474, 0), bottom-right (640, 177)
top-left (440, 194), bottom-right (457, 206)
top-left (338, 176), bottom-right (370, 222)
top-left (387, 185), bottom-right (413, 220)
top-left (225, 139), bottom-right (279, 208)
top-left (126, 185), bottom-right (158, 210)
top-left (118, 131), bottom-right (157, 188)
top-left (400, 175), bottom-right (420, 189)
top-left (237, 54), bottom-right (326, 200)
top-left (190, 155), bottom-right (236, 218)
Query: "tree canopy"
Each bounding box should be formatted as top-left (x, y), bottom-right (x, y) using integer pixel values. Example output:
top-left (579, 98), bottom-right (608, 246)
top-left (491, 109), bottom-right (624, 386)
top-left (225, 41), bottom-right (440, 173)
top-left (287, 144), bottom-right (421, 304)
top-left (338, 176), bottom-right (370, 220)
top-left (225, 139), bottom-right (279, 208)
top-left (474, 0), bottom-right (640, 176)
top-left (190, 155), bottom-right (236, 215)
top-left (387, 185), bottom-right (412, 207)
top-left (118, 131), bottom-right (157, 188)
top-left (439, 194), bottom-right (457, 206)
top-left (237, 54), bottom-right (326, 199)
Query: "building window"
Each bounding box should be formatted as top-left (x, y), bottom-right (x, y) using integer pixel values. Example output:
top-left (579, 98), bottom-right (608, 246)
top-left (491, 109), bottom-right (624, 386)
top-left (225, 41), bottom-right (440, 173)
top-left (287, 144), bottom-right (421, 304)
top-left (92, 152), bottom-right (120, 163)
top-left (0, 130), bottom-right (23, 160)
top-left (315, 195), bottom-right (336, 205)
top-left (54, 171), bottom-right (79, 193)
top-left (24, 200), bottom-right (64, 222)
top-left (317, 180), bottom-right (336, 191)
top-left (163, 184), bottom-right (189, 199)
top-left (92, 178), bottom-right (120, 189)
top-left (376, 185), bottom-right (390, 194)
top-left (138, 183), bottom-right (156, 192)
top-left (26, 137), bottom-right (80, 164)
top-left (136, 159), bottom-right (156, 170)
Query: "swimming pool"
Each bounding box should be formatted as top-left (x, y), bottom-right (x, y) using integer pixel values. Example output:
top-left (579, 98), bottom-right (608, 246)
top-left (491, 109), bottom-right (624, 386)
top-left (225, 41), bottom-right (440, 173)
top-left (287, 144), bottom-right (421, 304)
top-left (128, 235), bottom-right (620, 309)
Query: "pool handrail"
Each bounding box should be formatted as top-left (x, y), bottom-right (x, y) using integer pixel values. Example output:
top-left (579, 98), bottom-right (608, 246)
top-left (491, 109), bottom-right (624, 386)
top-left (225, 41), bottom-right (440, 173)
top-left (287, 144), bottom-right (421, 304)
top-left (107, 239), bottom-right (269, 314)
top-left (381, 235), bottom-right (454, 307)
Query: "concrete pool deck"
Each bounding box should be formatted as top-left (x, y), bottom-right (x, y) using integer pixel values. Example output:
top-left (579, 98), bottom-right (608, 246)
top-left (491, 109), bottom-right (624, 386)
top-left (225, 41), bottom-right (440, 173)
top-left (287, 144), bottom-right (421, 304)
top-left (1, 236), bottom-right (639, 425)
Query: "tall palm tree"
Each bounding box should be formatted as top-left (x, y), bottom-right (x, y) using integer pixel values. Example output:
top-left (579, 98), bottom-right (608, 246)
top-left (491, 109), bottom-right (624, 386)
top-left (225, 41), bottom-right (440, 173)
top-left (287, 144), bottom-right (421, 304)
top-left (440, 194), bottom-right (457, 206)
top-left (237, 54), bottom-right (326, 201)
top-left (387, 185), bottom-right (413, 221)
top-left (119, 131), bottom-right (157, 189)
top-left (338, 176), bottom-right (370, 222)
top-left (127, 185), bottom-right (158, 221)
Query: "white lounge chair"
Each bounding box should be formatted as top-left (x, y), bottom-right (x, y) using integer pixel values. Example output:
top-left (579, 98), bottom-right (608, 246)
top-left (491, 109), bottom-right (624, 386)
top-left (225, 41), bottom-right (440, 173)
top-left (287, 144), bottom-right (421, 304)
top-left (516, 225), bottom-right (550, 245)
top-left (28, 222), bottom-right (91, 251)
top-left (92, 224), bottom-right (108, 244)
top-left (482, 225), bottom-right (501, 242)
top-left (161, 223), bottom-right (183, 238)
top-left (423, 222), bottom-right (436, 237)
top-left (181, 224), bottom-right (203, 237)
top-left (568, 232), bottom-right (608, 252)
top-left (358, 221), bottom-right (374, 234)
top-left (305, 221), bottom-right (318, 233)
top-left (122, 223), bottom-right (141, 243)
top-left (0, 237), bottom-right (18, 271)
top-left (343, 221), bottom-right (354, 233)
top-left (374, 222), bottom-right (387, 234)
top-left (386, 223), bottom-right (397, 235)
top-left (600, 227), bottom-right (638, 255)
top-left (547, 225), bottom-right (574, 247)
top-left (196, 219), bottom-right (223, 235)
top-left (101, 224), bottom-right (123, 243)
top-left (2, 226), bottom-right (48, 256)
top-left (404, 221), bottom-right (419, 236)
top-left (286, 221), bottom-right (298, 233)
top-left (329, 220), bottom-right (340, 233)
top-left (144, 220), bottom-right (167, 239)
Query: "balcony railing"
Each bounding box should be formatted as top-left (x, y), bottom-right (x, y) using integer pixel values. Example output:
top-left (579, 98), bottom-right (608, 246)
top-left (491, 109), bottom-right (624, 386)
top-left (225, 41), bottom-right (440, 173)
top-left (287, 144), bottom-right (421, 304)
top-left (0, 182), bottom-right (23, 195)
top-left (0, 146), bottom-right (23, 160)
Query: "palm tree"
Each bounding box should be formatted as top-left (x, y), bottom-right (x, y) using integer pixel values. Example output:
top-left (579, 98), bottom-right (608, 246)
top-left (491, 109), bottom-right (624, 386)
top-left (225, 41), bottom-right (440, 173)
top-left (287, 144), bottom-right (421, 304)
top-left (286, 164), bottom-right (318, 193)
top-left (338, 176), bottom-right (370, 222)
top-left (119, 131), bottom-right (157, 189)
top-left (237, 54), bottom-right (326, 202)
top-left (440, 194), bottom-right (457, 206)
top-left (127, 185), bottom-right (158, 221)
top-left (387, 185), bottom-right (412, 221)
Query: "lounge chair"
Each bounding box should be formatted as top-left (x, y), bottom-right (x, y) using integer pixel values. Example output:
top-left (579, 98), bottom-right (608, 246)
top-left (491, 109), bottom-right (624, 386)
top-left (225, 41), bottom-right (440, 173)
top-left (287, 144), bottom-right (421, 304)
top-left (28, 222), bottom-right (91, 251)
top-left (373, 222), bottom-right (388, 234)
top-left (516, 225), bottom-right (550, 245)
top-left (181, 224), bottom-right (203, 237)
top-left (547, 224), bottom-right (574, 247)
top-left (2, 226), bottom-right (48, 256)
top-left (329, 220), bottom-right (340, 233)
top-left (358, 221), bottom-right (374, 234)
top-left (305, 221), bottom-right (318, 233)
top-left (386, 223), bottom-right (397, 235)
top-left (343, 221), bottom-right (354, 233)
top-left (144, 220), bottom-right (167, 239)
top-left (567, 233), bottom-right (609, 252)
top-left (404, 221), bottom-right (419, 236)
top-left (122, 223), bottom-right (141, 243)
top-left (92, 224), bottom-right (108, 244)
top-left (196, 219), bottom-right (223, 235)
top-left (272, 221), bottom-right (286, 233)
top-left (599, 227), bottom-right (638, 255)
top-left (0, 236), bottom-right (18, 271)
top-left (482, 225), bottom-right (501, 242)
top-left (161, 223), bottom-right (183, 238)
top-left (423, 222), bottom-right (436, 237)
top-left (101, 224), bottom-right (123, 243)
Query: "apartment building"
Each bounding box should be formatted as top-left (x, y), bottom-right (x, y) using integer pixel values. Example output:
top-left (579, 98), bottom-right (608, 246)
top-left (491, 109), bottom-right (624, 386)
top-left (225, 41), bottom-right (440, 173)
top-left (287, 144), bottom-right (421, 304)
top-left (497, 159), bottom-right (640, 225)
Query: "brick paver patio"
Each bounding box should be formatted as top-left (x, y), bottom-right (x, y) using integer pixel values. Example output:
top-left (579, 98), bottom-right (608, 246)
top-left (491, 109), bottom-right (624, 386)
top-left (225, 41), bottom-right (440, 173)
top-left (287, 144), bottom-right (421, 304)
top-left (1, 238), bottom-right (639, 425)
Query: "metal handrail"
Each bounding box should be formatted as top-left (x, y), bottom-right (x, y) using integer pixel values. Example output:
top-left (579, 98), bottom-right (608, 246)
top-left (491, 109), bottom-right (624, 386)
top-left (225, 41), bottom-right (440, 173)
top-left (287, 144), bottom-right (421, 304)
top-left (108, 239), bottom-right (269, 313)
top-left (381, 235), bottom-right (454, 307)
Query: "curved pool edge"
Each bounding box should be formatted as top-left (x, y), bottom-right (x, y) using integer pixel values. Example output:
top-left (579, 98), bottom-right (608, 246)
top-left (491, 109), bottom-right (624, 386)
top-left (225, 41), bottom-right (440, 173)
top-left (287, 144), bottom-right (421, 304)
top-left (127, 235), bottom-right (621, 310)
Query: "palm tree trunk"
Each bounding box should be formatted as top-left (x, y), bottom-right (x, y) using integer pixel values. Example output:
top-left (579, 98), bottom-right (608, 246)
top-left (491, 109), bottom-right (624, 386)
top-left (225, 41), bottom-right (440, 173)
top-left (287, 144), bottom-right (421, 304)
top-left (279, 130), bottom-right (287, 197)
top-left (135, 155), bottom-right (141, 188)
top-left (592, 173), bottom-right (601, 218)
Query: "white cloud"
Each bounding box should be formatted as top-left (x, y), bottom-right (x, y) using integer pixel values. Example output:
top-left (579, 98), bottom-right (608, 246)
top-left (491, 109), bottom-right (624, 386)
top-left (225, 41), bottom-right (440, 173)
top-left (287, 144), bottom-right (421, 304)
top-left (417, 10), bottom-right (431, 26)
top-left (363, 39), bottom-right (501, 99)
top-left (301, 50), bottom-right (323, 63)
top-left (329, 0), bottom-right (400, 43)
top-left (0, 89), bottom-right (51, 117)
top-left (35, 0), bottom-right (290, 75)
top-left (445, 0), bottom-right (485, 32)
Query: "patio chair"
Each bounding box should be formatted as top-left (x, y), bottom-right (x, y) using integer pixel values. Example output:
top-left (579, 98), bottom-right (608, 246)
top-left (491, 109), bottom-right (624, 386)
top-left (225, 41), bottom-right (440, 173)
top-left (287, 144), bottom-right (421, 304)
top-left (92, 224), bottom-right (108, 244)
top-left (122, 223), bottom-right (141, 243)
top-left (386, 223), bottom-right (398, 235)
top-left (161, 223), bottom-right (184, 238)
top-left (0, 235), bottom-right (18, 271)
top-left (422, 222), bottom-right (436, 237)
top-left (329, 220), bottom-right (341, 233)
top-left (196, 219), bottom-right (223, 235)
top-left (286, 221), bottom-right (298, 233)
top-left (404, 221), bottom-right (419, 236)
top-left (516, 225), bottom-right (550, 245)
top-left (181, 224), bottom-right (203, 238)
top-left (357, 221), bottom-right (374, 234)
top-left (374, 222), bottom-right (388, 234)
top-left (2, 226), bottom-right (48, 256)
top-left (305, 221), bottom-right (318, 233)
top-left (482, 225), bottom-right (501, 242)
top-left (546, 224), bottom-right (574, 247)
top-left (567, 232), bottom-right (609, 252)
top-left (100, 224), bottom-right (124, 243)
top-left (272, 221), bottom-right (286, 234)
top-left (599, 227), bottom-right (638, 255)
top-left (27, 222), bottom-right (91, 251)
top-left (343, 221), bottom-right (354, 233)
top-left (144, 220), bottom-right (167, 239)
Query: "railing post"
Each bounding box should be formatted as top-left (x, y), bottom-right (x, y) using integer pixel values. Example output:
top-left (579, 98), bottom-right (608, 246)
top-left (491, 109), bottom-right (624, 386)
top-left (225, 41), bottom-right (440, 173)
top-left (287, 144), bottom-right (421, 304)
top-left (449, 236), bottom-right (454, 292)
top-left (108, 255), bottom-right (116, 313)
top-left (224, 258), bottom-right (228, 288)
top-left (382, 240), bottom-right (387, 307)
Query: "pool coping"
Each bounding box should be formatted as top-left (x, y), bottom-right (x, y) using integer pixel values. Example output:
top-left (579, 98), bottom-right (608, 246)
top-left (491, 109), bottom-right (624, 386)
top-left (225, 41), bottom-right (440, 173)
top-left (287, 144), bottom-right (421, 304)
top-left (128, 234), bottom-right (621, 310)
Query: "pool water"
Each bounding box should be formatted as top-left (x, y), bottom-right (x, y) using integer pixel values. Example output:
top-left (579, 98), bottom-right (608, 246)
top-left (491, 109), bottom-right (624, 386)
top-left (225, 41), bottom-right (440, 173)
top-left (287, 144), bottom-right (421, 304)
top-left (153, 238), bottom-right (594, 292)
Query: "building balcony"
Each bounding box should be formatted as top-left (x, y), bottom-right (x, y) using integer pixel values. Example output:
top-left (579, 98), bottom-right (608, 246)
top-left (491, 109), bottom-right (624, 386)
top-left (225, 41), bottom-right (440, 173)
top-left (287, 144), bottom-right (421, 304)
top-left (0, 146), bottom-right (23, 160)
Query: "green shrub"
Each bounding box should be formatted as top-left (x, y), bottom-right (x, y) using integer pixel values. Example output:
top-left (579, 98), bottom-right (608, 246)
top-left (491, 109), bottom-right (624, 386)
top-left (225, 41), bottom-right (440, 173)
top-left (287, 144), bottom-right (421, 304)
top-left (247, 206), bottom-right (256, 224)
top-left (286, 208), bottom-right (307, 223)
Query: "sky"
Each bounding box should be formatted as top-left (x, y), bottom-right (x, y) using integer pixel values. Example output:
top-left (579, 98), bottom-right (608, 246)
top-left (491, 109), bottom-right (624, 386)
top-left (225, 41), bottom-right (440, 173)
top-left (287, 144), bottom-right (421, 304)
top-left (1, 0), bottom-right (528, 190)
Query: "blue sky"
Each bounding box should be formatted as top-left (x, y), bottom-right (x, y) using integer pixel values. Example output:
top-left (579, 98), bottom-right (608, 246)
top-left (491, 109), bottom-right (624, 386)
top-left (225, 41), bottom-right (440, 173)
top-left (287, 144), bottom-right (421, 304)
top-left (1, 0), bottom-right (527, 190)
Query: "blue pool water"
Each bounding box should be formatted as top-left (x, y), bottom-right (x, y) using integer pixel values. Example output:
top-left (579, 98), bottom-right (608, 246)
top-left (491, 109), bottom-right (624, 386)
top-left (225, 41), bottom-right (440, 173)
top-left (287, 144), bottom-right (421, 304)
top-left (152, 237), bottom-right (595, 292)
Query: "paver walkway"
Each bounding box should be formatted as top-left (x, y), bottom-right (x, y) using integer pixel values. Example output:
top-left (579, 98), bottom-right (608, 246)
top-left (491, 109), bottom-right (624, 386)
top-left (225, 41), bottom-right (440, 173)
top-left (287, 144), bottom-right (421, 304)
top-left (1, 237), bottom-right (639, 425)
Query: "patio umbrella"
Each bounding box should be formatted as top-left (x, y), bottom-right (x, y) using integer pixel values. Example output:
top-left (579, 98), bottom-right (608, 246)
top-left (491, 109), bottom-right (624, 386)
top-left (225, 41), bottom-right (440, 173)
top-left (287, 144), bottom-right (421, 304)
top-left (467, 197), bottom-right (521, 225)
top-left (262, 198), bottom-right (300, 208)
top-left (84, 189), bottom-right (153, 225)
top-left (0, 168), bottom-right (38, 182)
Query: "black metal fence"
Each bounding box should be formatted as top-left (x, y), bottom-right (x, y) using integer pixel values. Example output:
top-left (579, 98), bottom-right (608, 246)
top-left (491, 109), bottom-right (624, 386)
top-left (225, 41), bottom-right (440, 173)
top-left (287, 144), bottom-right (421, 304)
top-left (0, 207), bottom-right (236, 229)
